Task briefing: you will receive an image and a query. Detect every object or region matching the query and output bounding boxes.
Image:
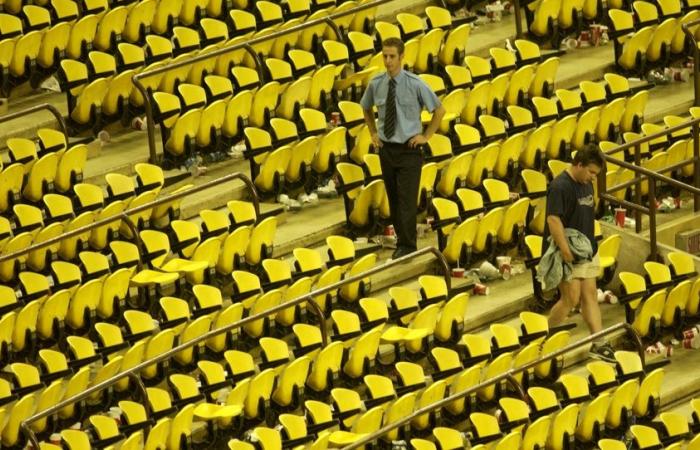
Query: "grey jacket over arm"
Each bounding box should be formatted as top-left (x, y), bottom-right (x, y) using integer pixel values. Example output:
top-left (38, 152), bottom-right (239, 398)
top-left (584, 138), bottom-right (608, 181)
top-left (536, 228), bottom-right (594, 290)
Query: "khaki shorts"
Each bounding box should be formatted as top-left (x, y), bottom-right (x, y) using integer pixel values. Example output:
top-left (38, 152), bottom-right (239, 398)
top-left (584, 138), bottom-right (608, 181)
top-left (571, 254), bottom-right (600, 280)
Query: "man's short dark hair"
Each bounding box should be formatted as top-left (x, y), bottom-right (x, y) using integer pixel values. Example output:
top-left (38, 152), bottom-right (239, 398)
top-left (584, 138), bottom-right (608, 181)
top-left (573, 144), bottom-right (604, 168)
top-left (382, 37), bottom-right (405, 55)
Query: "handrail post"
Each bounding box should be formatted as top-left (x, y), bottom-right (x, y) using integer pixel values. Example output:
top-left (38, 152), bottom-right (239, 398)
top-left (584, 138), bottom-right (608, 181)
top-left (694, 121), bottom-right (700, 213)
top-left (634, 143), bottom-right (642, 234)
top-left (597, 160), bottom-right (607, 218)
top-left (130, 75), bottom-right (159, 164)
top-left (305, 295), bottom-right (329, 346)
top-left (683, 22), bottom-right (700, 106)
top-left (648, 179), bottom-right (658, 262)
top-left (513, 0), bottom-right (524, 38)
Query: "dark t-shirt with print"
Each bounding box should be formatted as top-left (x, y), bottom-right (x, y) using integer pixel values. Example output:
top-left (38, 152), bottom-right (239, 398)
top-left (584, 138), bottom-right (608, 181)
top-left (543, 170), bottom-right (597, 256)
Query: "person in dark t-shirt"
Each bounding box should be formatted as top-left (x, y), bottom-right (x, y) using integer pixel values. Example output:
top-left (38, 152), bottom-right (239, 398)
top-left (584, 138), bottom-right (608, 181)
top-left (544, 145), bottom-right (614, 362)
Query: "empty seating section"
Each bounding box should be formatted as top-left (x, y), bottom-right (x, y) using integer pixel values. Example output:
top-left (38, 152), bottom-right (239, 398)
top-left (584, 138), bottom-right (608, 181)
top-left (607, 0), bottom-right (700, 74)
top-left (1, 0), bottom-right (699, 449)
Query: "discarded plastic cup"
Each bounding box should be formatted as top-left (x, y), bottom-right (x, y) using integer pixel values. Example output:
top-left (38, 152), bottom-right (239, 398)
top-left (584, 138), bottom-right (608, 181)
top-left (614, 208), bottom-right (626, 227)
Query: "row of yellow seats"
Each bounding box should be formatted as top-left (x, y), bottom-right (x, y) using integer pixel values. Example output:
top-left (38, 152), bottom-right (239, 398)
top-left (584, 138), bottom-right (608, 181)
top-left (619, 254), bottom-right (700, 340)
top-left (608, 2), bottom-right (699, 73)
top-left (527, 0), bottom-right (628, 43)
top-left (0, 139), bottom-right (86, 209)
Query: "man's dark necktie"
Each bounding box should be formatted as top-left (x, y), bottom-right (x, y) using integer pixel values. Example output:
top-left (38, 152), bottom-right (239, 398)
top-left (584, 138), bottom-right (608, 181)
top-left (384, 78), bottom-right (397, 139)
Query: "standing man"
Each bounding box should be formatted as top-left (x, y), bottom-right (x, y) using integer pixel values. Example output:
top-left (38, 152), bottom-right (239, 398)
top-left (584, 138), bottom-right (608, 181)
top-left (360, 37), bottom-right (446, 259)
top-left (544, 145), bottom-right (614, 361)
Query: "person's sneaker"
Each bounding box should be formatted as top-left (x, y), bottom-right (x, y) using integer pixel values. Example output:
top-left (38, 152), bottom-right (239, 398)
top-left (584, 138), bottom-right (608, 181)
top-left (589, 342), bottom-right (616, 362)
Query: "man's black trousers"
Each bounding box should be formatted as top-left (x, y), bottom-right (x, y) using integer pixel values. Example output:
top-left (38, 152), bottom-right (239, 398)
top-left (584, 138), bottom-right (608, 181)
top-left (379, 141), bottom-right (422, 251)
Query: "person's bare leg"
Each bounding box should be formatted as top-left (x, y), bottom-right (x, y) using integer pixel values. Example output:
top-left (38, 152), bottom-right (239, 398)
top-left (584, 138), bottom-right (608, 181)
top-left (579, 277), bottom-right (603, 334)
top-left (548, 279), bottom-right (581, 328)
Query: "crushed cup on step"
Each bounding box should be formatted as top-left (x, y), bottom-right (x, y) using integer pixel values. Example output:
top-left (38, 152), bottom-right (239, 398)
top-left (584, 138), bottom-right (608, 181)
top-left (495, 256), bottom-right (512, 280)
top-left (478, 261), bottom-right (501, 280)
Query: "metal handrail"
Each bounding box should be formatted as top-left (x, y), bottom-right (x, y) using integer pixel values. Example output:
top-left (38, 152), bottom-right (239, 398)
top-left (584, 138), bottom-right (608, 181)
top-left (341, 322), bottom-right (644, 450)
top-left (132, 0), bottom-right (387, 163)
top-left (598, 117), bottom-right (700, 261)
top-left (21, 246), bottom-right (451, 447)
top-left (682, 20), bottom-right (700, 106)
top-left (0, 103), bottom-right (68, 139)
top-left (0, 172), bottom-right (259, 264)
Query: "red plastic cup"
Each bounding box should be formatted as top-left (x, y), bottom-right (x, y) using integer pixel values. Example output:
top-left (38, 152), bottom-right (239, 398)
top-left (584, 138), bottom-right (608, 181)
top-left (473, 283), bottom-right (489, 295)
top-left (331, 112), bottom-right (340, 126)
top-left (384, 225), bottom-right (395, 236)
top-left (614, 208), bottom-right (626, 227)
top-left (451, 267), bottom-right (465, 278)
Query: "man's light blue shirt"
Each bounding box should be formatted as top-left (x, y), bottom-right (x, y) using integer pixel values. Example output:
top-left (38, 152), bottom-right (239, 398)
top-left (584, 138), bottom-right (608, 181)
top-left (360, 69), bottom-right (441, 144)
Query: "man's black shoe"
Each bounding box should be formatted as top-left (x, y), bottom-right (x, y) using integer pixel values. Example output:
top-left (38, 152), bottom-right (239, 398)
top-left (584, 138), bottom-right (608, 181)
top-left (392, 247), bottom-right (415, 259)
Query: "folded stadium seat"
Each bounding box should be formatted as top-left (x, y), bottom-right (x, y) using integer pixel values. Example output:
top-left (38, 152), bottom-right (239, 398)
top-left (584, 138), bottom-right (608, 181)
top-left (27, 222), bottom-right (65, 272)
top-left (527, 59), bottom-right (559, 100)
top-left (264, 58), bottom-right (294, 89)
top-left (0, 12), bottom-right (22, 39)
top-left (425, 133), bottom-right (454, 168)
top-left (505, 66), bottom-right (534, 109)
top-left (555, 88), bottom-right (583, 117)
top-left (5, 27), bottom-right (43, 89)
top-left (463, 142), bottom-right (498, 189)
top-left (93, 6), bottom-right (128, 52)
top-left (672, 9), bottom-right (700, 55)
top-left (527, 0), bottom-right (561, 48)
top-left (512, 39), bottom-right (540, 66)
top-left (469, 412), bottom-right (504, 446)
top-left (641, 122), bottom-right (670, 152)
top-left (391, 12), bottom-right (423, 42)
top-left (176, 82), bottom-right (207, 112)
top-left (1, 394), bottom-right (35, 448)
top-left (347, 126), bottom-right (374, 164)
top-left (0, 163), bottom-right (25, 213)
top-left (202, 74), bottom-right (233, 104)
top-left (52, 145), bottom-right (87, 195)
top-left (574, 391), bottom-right (612, 444)
top-left (121, 0), bottom-right (156, 44)
top-left (465, 55), bottom-right (492, 85)
top-left (412, 28), bottom-right (444, 74)
top-left (64, 13), bottom-right (100, 60)
top-left (629, 425), bottom-right (664, 450)
top-left (498, 133), bottom-right (529, 182)
top-left (310, 126), bottom-right (346, 181)
top-left (520, 169), bottom-right (548, 234)
top-left (342, 31), bottom-right (372, 71)
top-left (0, 232), bottom-right (35, 284)
top-left (663, 116), bottom-right (692, 144)
top-left (22, 154), bottom-right (58, 205)
top-left (487, 74), bottom-right (511, 117)
top-left (546, 120), bottom-right (576, 165)
top-left (490, 48), bottom-right (517, 77)
top-left (338, 100), bottom-right (366, 138)
top-left (490, 323), bottom-right (521, 356)
top-left (570, 105), bottom-right (601, 150)
top-left (483, 179), bottom-right (530, 246)
top-left (150, 0), bottom-right (183, 35)
top-left (438, 25), bottom-right (470, 68)
top-left (336, 162), bottom-right (388, 234)
top-left (7, 137), bottom-right (38, 174)
top-left (247, 81), bottom-right (281, 129)
top-left (0, 38), bottom-right (14, 90)
top-left (558, 0), bottom-right (584, 36)
top-left (152, 91), bottom-right (201, 159)
top-left (477, 352), bottom-right (513, 403)
top-left (647, 16), bottom-right (678, 67)
top-left (95, 64), bottom-right (131, 120)
top-left (375, 20), bottom-right (401, 49)
top-left (605, 379), bottom-right (640, 436)
top-left (478, 115), bottom-right (506, 144)
top-left (431, 198), bottom-right (477, 267)
top-left (172, 25), bottom-right (201, 56)
top-left (609, 10), bottom-right (654, 74)
top-left (143, 35), bottom-right (173, 65)
top-left (596, 234), bottom-right (622, 286)
top-left (198, 210), bottom-right (229, 243)
top-left (36, 20), bottom-right (71, 75)
top-left (285, 50), bottom-right (315, 80)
